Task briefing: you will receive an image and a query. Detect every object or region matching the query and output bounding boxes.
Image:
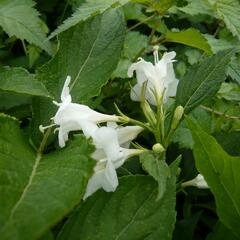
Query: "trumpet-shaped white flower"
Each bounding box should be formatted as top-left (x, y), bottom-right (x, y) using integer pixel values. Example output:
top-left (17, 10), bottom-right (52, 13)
top-left (83, 124), bottom-right (144, 200)
top-left (128, 47), bottom-right (178, 105)
top-left (40, 76), bottom-right (119, 147)
top-left (182, 174), bottom-right (209, 189)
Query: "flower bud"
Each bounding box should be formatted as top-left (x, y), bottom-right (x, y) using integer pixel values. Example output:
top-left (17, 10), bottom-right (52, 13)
top-left (182, 174), bottom-right (209, 189)
top-left (171, 105), bottom-right (184, 130)
top-left (152, 143), bottom-right (165, 153)
top-left (141, 99), bottom-right (156, 125)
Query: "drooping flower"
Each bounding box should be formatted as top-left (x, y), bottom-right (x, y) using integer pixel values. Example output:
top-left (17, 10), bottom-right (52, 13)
top-left (128, 46), bottom-right (178, 105)
top-left (182, 174), bottom-right (209, 189)
top-left (40, 76), bottom-right (120, 147)
top-left (83, 124), bottom-right (144, 200)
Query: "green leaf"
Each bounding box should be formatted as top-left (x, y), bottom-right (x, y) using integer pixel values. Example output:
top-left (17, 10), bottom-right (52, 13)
top-left (140, 152), bottom-right (171, 200)
top-left (0, 114), bottom-right (95, 240)
top-left (209, 0), bottom-right (240, 40)
top-left (31, 9), bottom-right (125, 145)
top-left (58, 161), bottom-right (179, 240)
top-left (165, 28), bottom-right (212, 54)
top-left (206, 221), bottom-right (239, 240)
top-left (187, 117), bottom-right (240, 238)
top-left (204, 34), bottom-right (235, 53)
top-left (176, 50), bottom-right (233, 113)
top-left (0, 66), bottom-right (51, 98)
top-left (0, 0), bottom-right (52, 54)
top-left (178, 0), bottom-right (214, 16)
top-left (49, 0), bottom-right (129, 39)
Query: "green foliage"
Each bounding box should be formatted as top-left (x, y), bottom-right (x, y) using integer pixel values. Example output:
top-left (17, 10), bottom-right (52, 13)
top-left (0, 66), bottom-right (50, 97)
top-left (140, 152), bottom-right (171, 200)
top-left (176, 50), bottom-right (233, 112)
top-left (207, 221), bottom-right (239, 240)
top-left (58, 163), bottom-right (179, 240)
top-left (49, 0), bottom-right (129, 39)
top-left (187, 117), bottom-right (240, 238)
top-left (0, 0), bottom-right (52, 54)
top-left (165, 28), bottom-right (212, 54)
top-left (178, 0), bottom-right (214, 16)
top-left (0, 114), bottom-right (95, 240)
top-left (209, 0), bottom-right (240, 40)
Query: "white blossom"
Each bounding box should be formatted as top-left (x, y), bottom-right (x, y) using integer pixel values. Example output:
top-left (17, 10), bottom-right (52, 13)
top-left (182, 174), bottom-right (209, 189)
top-left (83, 124), bottom-right (144, 200)
top-left (39, 76), bottom-right (119, 147)
top-left (128, 47), bottom-right (178, 105)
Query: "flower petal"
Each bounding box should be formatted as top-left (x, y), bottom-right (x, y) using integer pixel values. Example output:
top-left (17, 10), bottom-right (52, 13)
top-left (94, 127), bottom-right (120, 161)
top-left (116, 125), bottom-right (143, 146)
top-left (60, 75), bottom-right (72, 103)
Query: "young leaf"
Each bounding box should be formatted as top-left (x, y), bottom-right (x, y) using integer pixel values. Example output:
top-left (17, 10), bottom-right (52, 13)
top-left (49, 0), bottom-right (129, 39)
top-left (0, 67), bottom-right (51, 98)
top-left (57, 164), bottom-right (179, 240)
top-left (31, 9), bottom-right (125, 145)
top-left (165, 28), bottom-right (212, 54)
top-left (0, 114), bottom-right (95, 240)
top-left (140, 152), bottom-right (170, 201)
top-left (187, 117), bottom-right (240, 238)
top-left (209, 0), bottom-right (240, 40)
top-left (176, 50), bottom-right (233, 113)
top-left (0, 0), bottom-right (52, 54)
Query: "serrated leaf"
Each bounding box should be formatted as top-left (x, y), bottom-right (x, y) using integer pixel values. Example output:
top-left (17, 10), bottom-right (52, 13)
top-left (165, 28), bottom-right (212, 54)
top-left (140, 152), bottom-right (170, 201)
top-left (176, 50), bottom-right (233, 113)
top-left (57, 162), bottom-right (179, 240)
top-left (187, 117), bottom-right (240, 238)
top-left (0, 66), bottom-right (51, 97)
top-left (0, 0), bottom-right (52, 54)
top-left (179, 0), bottom-right (214, 16)
top-left (210, 0), bottom-right (240, 40)
top-left (31, 9), bottom-right (125, 145)
top-left (49, 0), bottom-right (129, 39)
top-left (0, 114), bottom-right (95, 240)
top-left (204, 34), bottom-right (235, 53)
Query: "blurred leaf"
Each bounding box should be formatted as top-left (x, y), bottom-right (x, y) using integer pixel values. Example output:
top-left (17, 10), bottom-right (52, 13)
top-left (204, 34), bottom-right (235, 53)
top-left (206, 221), bottom-right (239, 240)
top-left (0, 0), bottom-right (52, 54)
top-left (165, 28), bottom-right (212, 54)
top-left (176, 50), bottom-right (233, 113)
top-left (209, 0), bottom-right (240, 40)
top-left (140, 152), bottom-right (171, 200)
top-left (178, 0), bottom-right (214, 16)
top-left (123, 31), bottom-right (148, 60)
top-left (0, 67), bottom-right (51, 97)
top-left (58, 159), bottom-right (179, 240)
top-left (173, 212), bottom-right (202, 240)
top-left (0, 115), bottom-right (95, 240)
top-left (49, 0), bottom-right (129, 39)
top-left (217, 82), bottom-right (240, 101)
top-left (227, 56), bottom-right (240, 85)
top-left (187, 117), bottom-right (240, 239)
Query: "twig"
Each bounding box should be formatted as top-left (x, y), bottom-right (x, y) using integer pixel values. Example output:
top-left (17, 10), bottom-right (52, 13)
top-left (200, 105), bottom-right (240, 120)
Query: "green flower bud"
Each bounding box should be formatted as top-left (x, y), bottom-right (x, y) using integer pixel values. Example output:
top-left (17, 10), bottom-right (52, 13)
top-left (171, 105), bottom-right (184, 130)
top-left (152, 143), bottom-right (165, 153)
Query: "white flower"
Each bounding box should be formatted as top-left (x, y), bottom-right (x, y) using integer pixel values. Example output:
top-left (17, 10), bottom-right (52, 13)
top-left (128, 47), bottom-right (178, 105)
top-left (83, 124), bottom-right (144, 200)
top-left (182, 174), bottom-right (209, 189)
top-left (39, 76), bottom-right (119, 147)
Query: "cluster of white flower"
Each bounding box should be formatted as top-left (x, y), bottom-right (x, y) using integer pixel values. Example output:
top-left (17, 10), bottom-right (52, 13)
top-left (40, 47), bottom-right (182, 199)
top-left (40, 76), bottom-right (144, 199)
top-left (128, 46), bottom-right (179, 105)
